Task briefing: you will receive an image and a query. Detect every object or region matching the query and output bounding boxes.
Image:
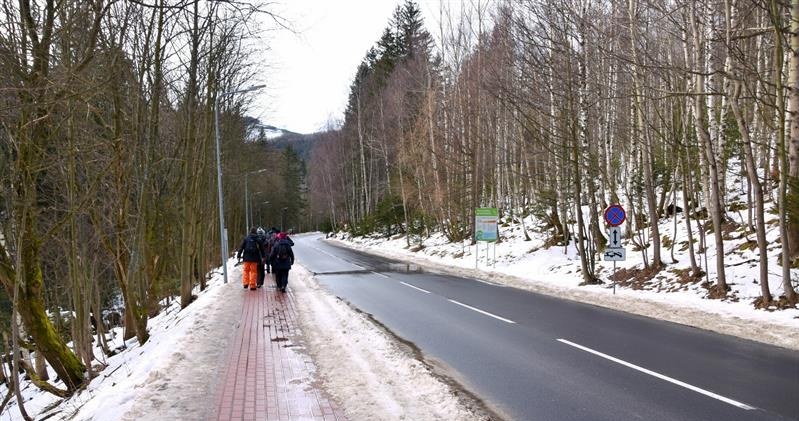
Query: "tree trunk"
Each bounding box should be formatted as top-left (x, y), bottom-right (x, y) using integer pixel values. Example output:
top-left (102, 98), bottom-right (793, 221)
top-left (771, 0), bottom-right (799, 303)
top-left (690, 2), bottom-right (727, 294)
top-left (0, 236), bottom-right (85, 391)
top-left (731, 82), bottom-right (771, 305)
top-left (787, 0), bottom-right (799, 262)
top-left (629, 0), bottom-right (662, 269)
top-left (680, 144), bottom-right (700, 275)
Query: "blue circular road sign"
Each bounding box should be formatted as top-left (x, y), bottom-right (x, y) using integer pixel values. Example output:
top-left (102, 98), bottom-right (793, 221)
top-left (604, 205), bottom-right (626, 227)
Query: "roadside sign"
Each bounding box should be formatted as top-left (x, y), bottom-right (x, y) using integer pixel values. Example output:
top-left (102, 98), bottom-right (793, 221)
top-left (475, 208), bottom-right (498, 242)
top-left (604, 207), bottom-right (626, 293)
top-left (604, 205), bottom-right (626, 227)
top-left (603, 248), bottom-right (626, 261)
top-left (608, 227), bottom-right (622, 248)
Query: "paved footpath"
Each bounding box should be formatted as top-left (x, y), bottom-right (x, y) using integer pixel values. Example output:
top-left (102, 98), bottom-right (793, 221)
top-left (208, 282), bottom-right (347, 421)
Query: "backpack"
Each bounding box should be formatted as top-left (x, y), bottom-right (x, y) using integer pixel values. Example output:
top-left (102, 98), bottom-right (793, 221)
top-left (244, 237), bottom-right (261, 257)
top-left (275, 242), bottom-right (291, 260)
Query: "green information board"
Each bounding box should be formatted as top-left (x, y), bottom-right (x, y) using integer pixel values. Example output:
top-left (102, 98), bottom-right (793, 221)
top-left (475, 208), bottom-right (498, 242)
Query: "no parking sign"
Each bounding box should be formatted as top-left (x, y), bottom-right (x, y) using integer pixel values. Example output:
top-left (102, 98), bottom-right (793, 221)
top-left (604, 205), bottom-right (626, 227)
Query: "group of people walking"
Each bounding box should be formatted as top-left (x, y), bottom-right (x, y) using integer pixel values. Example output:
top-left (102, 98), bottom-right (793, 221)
top-left (236, 227), bottom-right (294, 292)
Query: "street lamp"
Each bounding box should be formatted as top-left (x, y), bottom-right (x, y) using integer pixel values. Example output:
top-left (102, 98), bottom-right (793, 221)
top-left (214, 84), bottom-right (266, 283)
top-left (244, 167), bottom-right (268, 229)
top-left (257, 201), bottom-right (270, 224)
top-left (246, 191), bottom-right (264, 231)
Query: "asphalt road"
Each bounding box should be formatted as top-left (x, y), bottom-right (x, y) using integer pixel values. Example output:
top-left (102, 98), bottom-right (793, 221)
top-left (293, 234), bottom-right (799, 421)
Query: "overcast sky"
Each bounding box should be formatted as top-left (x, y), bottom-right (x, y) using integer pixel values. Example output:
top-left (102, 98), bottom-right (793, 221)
top-left (249, 0), bottom-right (438, 134)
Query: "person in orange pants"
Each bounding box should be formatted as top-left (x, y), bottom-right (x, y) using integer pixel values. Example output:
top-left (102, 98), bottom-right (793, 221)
top-left (236, 227), bottom-right (265, 290)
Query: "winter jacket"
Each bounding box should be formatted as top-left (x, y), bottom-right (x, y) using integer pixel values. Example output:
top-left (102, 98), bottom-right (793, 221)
top-left (264, 233), bottom-right (275, 256)
top-left (237, 233), bottom-right (265, 263)
top-left (269, 239), bottom-right (294, 270)
top-left (275, 232), bottom-right (294, 246)
top-left (256, 233), bottom-right (269, 258)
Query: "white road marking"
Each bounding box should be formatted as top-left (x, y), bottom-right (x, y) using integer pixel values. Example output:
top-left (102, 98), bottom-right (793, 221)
top-left (400, 281), bottom-right (431, 294)
top-left (448, 299), bottom-right (516, 324)
top-left (372, 271), bottom-right (391, 279)
top-left (556, 339), bottom-right (757, 411)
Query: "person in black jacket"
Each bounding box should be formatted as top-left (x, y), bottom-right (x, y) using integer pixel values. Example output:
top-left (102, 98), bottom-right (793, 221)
top-left (255, 227), bottom-right (267, 288)
top-left (269, 232), bottom-right (294, 293)
top-left (264, 227), bottom-right (278, 275)
top-left (236, 227), bottom-right (264, 290)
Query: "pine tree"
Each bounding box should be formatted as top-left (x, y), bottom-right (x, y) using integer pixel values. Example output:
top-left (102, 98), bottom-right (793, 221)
top-left (397, 0), bottom-right (434, 60)
top-left (280, 146), bottom-right (307, 231)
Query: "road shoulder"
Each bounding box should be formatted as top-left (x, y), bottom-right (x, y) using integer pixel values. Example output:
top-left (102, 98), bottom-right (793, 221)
top-left (325, 238), bottom-right (799, 352)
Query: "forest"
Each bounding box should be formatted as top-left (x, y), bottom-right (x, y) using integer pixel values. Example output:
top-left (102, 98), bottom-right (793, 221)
top-left (306, 0), bottom-right (799, 309)
top-left (0, 0), bottom-right (299, 402)
top-left (0, 0), bottom-right (798, 407)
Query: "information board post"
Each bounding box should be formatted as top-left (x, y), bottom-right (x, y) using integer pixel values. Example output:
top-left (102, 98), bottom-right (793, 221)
top-left (475, 208), bottom-right (499, 268)
top-left (475, 241), bottom-right (479, 269)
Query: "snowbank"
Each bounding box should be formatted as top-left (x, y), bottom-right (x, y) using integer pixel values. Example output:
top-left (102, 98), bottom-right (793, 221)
top-left (0, 265), bottom-right (243, 421)
top-left (291, 264), bottom-right (487, 421)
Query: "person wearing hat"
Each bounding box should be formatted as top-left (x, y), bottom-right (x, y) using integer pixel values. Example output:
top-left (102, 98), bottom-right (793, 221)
top-left (236, 227), bottom-right (265, 290)
top-left (269, 231), bottom-right (295, 292)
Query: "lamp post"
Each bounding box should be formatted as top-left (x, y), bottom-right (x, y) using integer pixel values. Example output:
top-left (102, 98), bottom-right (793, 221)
top-left (258, 201), bottom-right (270, 225)
top-left (246, 191), bottom-right (265, 230)
top-left (214, 84), bottom-right (265, 283)
top-left (244, 169), bottom-right (269, 231)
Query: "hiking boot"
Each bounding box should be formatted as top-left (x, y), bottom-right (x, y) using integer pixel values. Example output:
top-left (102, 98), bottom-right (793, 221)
top-left (249, 287), bottom-right (257, 290)
top-left (243, 285), bottom-right (248, 289)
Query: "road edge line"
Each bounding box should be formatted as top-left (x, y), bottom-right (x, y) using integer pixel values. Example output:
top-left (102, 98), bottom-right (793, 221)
top-left (556, 339), bottom-right (756, 411)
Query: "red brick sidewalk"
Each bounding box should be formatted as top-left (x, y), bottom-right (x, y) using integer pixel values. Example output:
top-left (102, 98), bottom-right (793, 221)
top-left (209, 284), bottom-right (347, 421)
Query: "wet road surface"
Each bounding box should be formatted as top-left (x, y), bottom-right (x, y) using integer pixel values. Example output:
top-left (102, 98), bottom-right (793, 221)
top-left (294, 234), bottom-right (799, 421)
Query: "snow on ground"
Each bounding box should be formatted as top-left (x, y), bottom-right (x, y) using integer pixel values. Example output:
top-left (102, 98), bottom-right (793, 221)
top-left (292, 263), bottom-right (484, 421)
top-left (0, 256), bottom-right (476, 421)
top-left (0, 264), bottom-right (244, 421)
top-left (328, 203), bottom-right (799, 352)
top-left (2, 185), bottom-right (796, 421)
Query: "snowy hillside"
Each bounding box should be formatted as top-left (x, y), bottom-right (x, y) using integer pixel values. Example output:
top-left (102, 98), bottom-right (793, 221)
top-left (246, 123), bottom-right (295, 142)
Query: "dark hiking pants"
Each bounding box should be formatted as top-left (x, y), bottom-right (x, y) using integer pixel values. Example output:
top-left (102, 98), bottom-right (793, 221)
top-left (274, 269), bottom-right (290, 290)
top-left (257, 260), bottom-right (265, 287)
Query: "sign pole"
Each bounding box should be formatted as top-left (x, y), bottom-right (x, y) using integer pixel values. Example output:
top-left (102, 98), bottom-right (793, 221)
top-left (603, 204), bottom-right (627, 294)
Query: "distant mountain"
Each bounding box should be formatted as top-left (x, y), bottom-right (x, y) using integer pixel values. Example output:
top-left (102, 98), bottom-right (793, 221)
top-left (243, 116), bottom-right (323, 162)
top-left (244, 118), bottom-right (297, 142)
top-left (267, 132), bottom-right (322, 163)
